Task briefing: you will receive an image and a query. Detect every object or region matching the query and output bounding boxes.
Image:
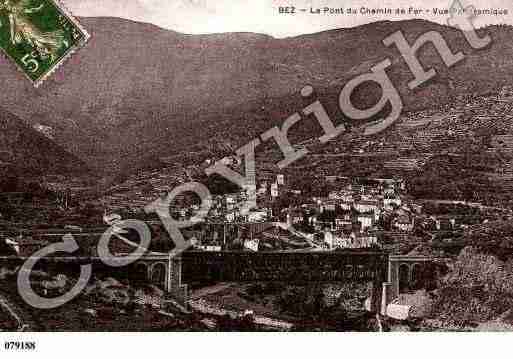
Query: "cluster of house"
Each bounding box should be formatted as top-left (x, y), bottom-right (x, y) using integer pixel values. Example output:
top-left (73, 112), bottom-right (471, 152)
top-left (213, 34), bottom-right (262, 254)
top-left (200, 192), bottom-right (269, 224)
top-left (167, 174), bottom-right (291, 226)
top-left (181, 175), bottom-right (421, 251)
top-left (195, 174), bottom-right (289, 224)
top-left (283, 179), bottom-right (416, 250)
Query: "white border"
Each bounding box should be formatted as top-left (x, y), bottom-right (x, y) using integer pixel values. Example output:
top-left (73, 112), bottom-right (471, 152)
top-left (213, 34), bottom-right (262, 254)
top-left (0, 332), bottom-right (511, 359)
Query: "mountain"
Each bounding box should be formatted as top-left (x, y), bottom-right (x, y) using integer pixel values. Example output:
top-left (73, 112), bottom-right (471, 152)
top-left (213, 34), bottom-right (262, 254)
top-left (0, 17), bottom-right (512, 175)
top-left (0, 108), bottom-right (90, 178)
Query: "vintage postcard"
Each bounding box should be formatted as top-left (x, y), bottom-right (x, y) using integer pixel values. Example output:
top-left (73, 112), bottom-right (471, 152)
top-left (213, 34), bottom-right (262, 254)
top-left (0, 0), bottom-right (512, 357)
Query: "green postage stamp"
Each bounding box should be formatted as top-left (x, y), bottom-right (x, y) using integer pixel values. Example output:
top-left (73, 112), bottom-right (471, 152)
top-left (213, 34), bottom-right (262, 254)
top-left (0, 0), bottom-right (89, 87)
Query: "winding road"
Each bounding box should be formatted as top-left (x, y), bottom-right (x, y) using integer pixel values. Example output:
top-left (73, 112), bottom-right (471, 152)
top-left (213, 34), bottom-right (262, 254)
top-left (0, 291), bottom-right (35, 331)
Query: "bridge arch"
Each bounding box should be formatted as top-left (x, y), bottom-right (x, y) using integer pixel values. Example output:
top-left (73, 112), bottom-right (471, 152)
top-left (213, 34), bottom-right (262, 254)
top-left (410, 263), bottom-right (423, 291)
top-left (387, 255), bottom-right (444, 303)
top-left (398, 263), bottom-right (411, 293)
top-left (133, 262), bottom-right (149, 283)
top-left (150, 262), bottom-right (167, 289)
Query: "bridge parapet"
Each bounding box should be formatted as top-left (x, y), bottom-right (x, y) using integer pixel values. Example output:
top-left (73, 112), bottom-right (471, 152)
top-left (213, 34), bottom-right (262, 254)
top-left (181, 251), bottom-right (388, 284)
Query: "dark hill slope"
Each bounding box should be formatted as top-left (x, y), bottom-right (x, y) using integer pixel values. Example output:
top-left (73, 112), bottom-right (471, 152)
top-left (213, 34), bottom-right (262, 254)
top-left (0, 108), bottom-right (89, 176)
top-left (0, 18), bottom-right (511, 173)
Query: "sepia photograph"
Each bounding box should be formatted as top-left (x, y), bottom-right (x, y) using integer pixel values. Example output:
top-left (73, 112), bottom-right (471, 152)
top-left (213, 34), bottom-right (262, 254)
top-left (0, 0), bottom-right (512, 356)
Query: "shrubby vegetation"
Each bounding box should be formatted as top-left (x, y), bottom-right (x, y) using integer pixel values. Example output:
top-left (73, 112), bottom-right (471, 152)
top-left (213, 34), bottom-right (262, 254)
top-left (430, 246), bottom-right (513, 327)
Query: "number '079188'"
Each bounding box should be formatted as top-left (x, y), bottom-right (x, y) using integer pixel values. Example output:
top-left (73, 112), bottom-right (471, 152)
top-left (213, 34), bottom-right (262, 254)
top-left (4, 341), bottom-right (36, 350)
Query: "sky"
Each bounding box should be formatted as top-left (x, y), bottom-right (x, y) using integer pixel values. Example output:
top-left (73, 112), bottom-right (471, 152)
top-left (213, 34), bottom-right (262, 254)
top-left (62, 0), bottom-right (513, 38)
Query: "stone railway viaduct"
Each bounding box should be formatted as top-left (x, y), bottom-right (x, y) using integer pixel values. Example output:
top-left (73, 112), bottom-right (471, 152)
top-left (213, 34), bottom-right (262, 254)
top-left (0, 227), bottom-right (446, 314)
top-left (130, 251), bottom-right (444, 313)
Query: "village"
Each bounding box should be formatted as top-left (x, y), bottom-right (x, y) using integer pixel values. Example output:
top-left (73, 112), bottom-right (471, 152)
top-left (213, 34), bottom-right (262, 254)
top-left (1, 88), bottom-right (513, 332)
